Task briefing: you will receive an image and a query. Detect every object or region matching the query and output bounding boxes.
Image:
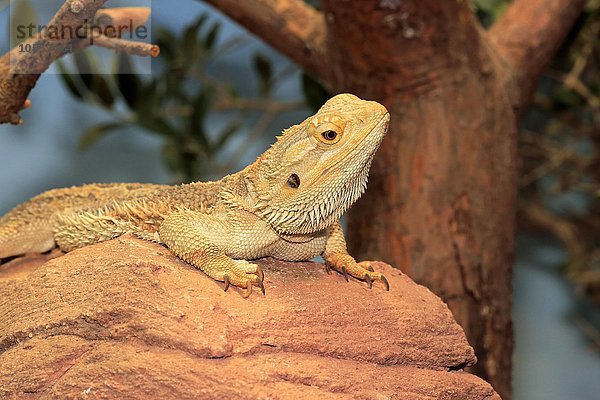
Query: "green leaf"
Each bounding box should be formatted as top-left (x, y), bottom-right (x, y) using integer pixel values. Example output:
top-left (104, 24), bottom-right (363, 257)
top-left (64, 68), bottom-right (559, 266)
top-left (188, 14), bottom-right (209, 36)
top-left (473, 0), bottom-right (510, 25)
top-left (227, 84), bottom-right (238, 99)
top-left (215, 120), bottom-right (241, 149)
top-left (71, 51), bottom-right (114, 107)
top-left (78, 122), bottom-right (124, 150)
top-left (301, 73), bottom-right (330, 112)
top-left (182, 14), bottom-right (208, 61)
top-left (92, 75), bottom-right (115, 108)
top-left (73, 50), bottom-right (96, 95)
top-left (56, 60), bottom-right (85, 100)
top-left (491, 3), bottom-right (509, 21)
top-left (183, 26), bottom-right (200, 60)
top-left (10, 0), bottom-right (38, 47)
top-left (57, 57), bottom-right (113, 107)
top-left (473, 0), bottom-right (496, 13)
top-left (165, 72), bottom-right (184, 98)
top-left (204, 22), bottom-right (220, 50)
top-left (116, 53), bottom-right (141, 109)
top-left (137, 116), bottom-right (177, 137)
top-left (0, 0), bottom-right (11, 12)
top-left (553, 88), bottom-right (583, 109)
top-left (73, 50), bottom-right (115, 107)
top-left (161, 139), bottom-right (183, 173)
top-left (190, 88), bottom-right (215, 129)
top-left (253, 53), bottom-right (272, 95)
top-left (74, 49), bottom-right (96, 74)
top-left (161, 138), bottom-right (199, 180)
top-left (134, 80), bottom-right (160, 116)
top-left (155, 28), bottom-right (177, 60)
top-left (189, 88), bottom-right (216, 152)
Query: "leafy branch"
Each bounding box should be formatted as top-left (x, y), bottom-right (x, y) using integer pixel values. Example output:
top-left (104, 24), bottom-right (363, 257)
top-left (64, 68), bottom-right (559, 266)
top-left (58, 14), bottom-right (328, 182)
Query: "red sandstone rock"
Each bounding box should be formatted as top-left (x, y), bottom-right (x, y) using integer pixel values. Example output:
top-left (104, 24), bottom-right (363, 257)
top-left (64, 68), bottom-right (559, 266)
top-left (0, 236), bottom-right (500, 399)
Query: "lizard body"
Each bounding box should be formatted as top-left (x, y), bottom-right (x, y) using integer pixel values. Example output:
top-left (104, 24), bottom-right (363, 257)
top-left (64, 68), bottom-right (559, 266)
top-left (0, 94), bottom-right (390, 296)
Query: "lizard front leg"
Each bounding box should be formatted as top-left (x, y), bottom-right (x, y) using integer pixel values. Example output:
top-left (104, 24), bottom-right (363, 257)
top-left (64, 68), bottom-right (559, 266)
top-left (159, 209), bottom-right (264, 297)
top-left (323, 221), bottom-right (389, 290)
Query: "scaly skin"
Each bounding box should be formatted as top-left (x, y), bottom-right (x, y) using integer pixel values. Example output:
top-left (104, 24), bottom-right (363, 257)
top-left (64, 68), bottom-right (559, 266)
top-left (0, 94), bottom-right (390, 297)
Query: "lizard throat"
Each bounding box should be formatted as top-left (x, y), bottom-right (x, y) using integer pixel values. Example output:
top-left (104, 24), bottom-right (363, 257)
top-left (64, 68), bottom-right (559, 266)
top-left (255, 155), bottom-right (373, 235)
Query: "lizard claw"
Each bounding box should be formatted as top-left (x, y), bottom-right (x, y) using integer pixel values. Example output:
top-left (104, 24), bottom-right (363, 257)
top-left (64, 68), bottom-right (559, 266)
top-left (324, 262), bottom-right (331, 274)
top-left (257, 278), bottom-right (266, 295)
top-left (364, 273), bottom-right (373, 289)
top-left (256, 265), bottom-right (265, 284)
top-left (218, 260), bottom-right (265, 297)
top-left (326, 257), bottom-right (390, 291)
top-left (241, 280), bottom-right (253, 298)
top-left (341, 266), bottom-right (349, 282)
top-left (250, 263), bottom-right (265, 295)
top-left (380, 274), bottom-right (390, 291)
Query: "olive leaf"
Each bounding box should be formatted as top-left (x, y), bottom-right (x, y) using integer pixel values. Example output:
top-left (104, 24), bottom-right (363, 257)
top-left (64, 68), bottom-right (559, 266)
top-left (301, 73), bottom-right (330, 112)
top-left (10, 0), bottom-right (38, 48)
top-left (253, 53), bottom-right (272, 95)
top-left (79, 122), bottom-right (124, 150)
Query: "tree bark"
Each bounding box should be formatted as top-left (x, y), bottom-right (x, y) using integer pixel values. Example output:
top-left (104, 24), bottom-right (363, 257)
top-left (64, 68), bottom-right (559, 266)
top-left (323, 3), bottom-right (517, 397)
top-left (201, 1), bottom-right (587, 399)
top-left (201, 0), bottom-right (327, 80)
top-left (490, 0), bottom-right (588, 108)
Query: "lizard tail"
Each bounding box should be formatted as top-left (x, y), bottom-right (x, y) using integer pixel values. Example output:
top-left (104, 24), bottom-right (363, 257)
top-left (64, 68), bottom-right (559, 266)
top-left (0, 190), bottom-right (67, 261)
top-left (54, 206), bottom-right (161, 252)
top-left (0, 219), bottom-right (56, 260)
top-left (0, 183), bottom-right (167, 261)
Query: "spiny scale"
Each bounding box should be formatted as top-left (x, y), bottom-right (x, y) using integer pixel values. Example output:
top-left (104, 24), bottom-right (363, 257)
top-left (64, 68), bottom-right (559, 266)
top-left (0, 94), bottom-right (391, 295)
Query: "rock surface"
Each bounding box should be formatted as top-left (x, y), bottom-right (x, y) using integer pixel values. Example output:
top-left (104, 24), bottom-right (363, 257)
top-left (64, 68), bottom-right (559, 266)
top-left (0, 236), bottom-right (500, 399)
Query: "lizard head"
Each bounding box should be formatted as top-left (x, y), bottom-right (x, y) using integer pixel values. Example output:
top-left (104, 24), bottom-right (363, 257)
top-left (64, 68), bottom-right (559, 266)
top-left (250, 93), bottom-right (389, 235)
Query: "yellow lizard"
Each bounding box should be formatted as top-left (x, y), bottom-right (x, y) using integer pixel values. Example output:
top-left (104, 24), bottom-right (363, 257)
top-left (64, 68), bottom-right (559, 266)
top-left (0, 93), bottom-right (390, 297)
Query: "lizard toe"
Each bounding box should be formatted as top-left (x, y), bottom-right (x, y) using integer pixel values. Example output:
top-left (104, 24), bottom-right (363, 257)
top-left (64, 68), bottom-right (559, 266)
top-left (218, 260), bottom-right (266, 297)
top-left (364, 273), bottom-right (373, 289)
top-left (341, 265), bottom-right (349, 282)
top-left (223, 275), bottom-right (231, 292)
top-left (241, 280), bottom-right (253, 298)
top-left (332, 260), bottom-right (390, 291)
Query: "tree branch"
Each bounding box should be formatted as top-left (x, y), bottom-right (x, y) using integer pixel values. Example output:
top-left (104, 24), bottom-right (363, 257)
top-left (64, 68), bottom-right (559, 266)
top-left (201, 0), bottom-right (328, 82)
top-left (90, 34), bottom-right (160, 57)
top-left (0, 2), bottom-right (157, 125)
top-left (320, 0), bottom-right (483, 94)
top-left (0, 0), bottom-right (106, 124)
top-left (488, 0), bottom-right (587, 108)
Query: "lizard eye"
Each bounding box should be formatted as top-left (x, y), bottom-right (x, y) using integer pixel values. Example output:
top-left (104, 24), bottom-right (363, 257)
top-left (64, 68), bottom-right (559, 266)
top-left (287, 173), bottom-right (300, 189)
top-left (314, 121), bottom-right (343, 145)
top-left (321, 130), bottom-right (338, 141)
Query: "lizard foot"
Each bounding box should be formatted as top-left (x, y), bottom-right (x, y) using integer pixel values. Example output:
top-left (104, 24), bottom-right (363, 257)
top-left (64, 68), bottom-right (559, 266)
top-left (326, 257), bottom-right (389, 291)
top-left (221, 260), bottom-right (265, 298)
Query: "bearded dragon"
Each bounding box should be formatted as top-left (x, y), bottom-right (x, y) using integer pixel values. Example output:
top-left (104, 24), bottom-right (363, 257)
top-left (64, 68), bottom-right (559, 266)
top-left (0, 93), bottom-right (390, 297)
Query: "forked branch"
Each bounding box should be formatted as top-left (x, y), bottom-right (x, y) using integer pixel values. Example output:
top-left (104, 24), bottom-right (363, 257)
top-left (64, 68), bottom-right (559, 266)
top-left (202, 0), bottom-right (327, 81)
top-left (488, 0), bottom-right (587, 108)
top-left (0, 1), bottom-right (158, 125)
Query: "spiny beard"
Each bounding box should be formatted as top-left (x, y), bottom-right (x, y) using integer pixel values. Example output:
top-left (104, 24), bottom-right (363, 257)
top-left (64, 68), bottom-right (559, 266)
top-left (267, 156), bottom-right (373, 235)
top-left (305, 158), bottom-right (371, 232)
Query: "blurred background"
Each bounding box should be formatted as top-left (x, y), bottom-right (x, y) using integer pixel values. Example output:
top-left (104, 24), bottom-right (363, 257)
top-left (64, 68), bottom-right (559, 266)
top-left (0, 1), bottom-right (598, 398)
